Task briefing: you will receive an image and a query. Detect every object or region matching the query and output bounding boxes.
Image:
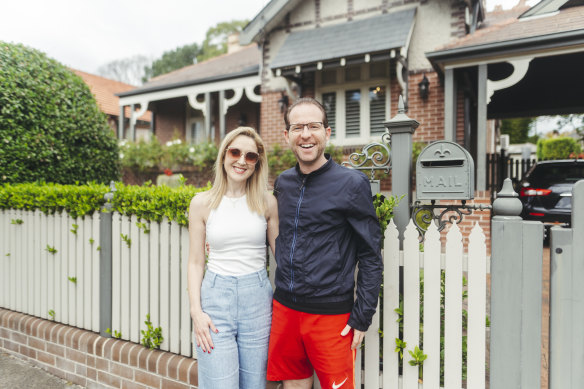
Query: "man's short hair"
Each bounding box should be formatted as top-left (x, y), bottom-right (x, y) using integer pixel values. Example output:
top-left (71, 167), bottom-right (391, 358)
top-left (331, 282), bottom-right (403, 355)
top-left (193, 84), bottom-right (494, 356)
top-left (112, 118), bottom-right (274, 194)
top-left (284, 97), bottom-right (329, 130)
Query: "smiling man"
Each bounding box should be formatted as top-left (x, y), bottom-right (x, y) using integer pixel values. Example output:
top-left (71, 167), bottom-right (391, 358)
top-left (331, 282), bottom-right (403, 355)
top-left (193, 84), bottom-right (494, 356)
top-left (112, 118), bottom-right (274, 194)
top-left (267, 98), bottom-right (383, 389)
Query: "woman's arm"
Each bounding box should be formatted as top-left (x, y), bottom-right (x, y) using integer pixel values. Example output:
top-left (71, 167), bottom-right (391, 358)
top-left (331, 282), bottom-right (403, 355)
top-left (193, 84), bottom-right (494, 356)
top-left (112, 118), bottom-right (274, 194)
top-left (265, 191), bottom-right (279, 257)
top-left (187, 193), bottom-right (216, 353)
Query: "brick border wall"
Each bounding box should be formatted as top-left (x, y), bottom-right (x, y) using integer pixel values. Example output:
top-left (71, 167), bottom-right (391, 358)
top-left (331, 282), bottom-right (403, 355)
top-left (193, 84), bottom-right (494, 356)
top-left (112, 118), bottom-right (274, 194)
top-left (0, 309), bottom-right (198, 389)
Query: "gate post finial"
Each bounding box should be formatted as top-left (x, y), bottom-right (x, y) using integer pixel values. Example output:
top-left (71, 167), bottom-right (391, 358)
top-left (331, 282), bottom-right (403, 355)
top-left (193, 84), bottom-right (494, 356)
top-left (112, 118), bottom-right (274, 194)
top-left (492, 178), bottom-right (522, 217)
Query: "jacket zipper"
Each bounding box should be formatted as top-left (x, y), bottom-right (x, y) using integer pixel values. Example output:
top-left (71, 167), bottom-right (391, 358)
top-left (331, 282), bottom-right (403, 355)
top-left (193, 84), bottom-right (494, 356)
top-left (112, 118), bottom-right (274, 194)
top-left (288, 178), bottom-right (306, 301)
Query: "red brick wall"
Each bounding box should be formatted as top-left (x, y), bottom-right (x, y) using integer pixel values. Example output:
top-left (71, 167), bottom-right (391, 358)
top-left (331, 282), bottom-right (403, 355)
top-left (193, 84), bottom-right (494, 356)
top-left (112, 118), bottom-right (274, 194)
top-left (153, 97), bottom-right (187, 144)
top-left (260, 91), bottom-right (288, 150)
top-left (409, 71), bottom-right (444, 143)
top-left (0, 309), bottom-right (197, 389)
top-left (0, 309), bottom-right (281, 389)
top-left (436, 192), bottom-right (493, 254)
top-left (225, 96), bottom-right (260, 135)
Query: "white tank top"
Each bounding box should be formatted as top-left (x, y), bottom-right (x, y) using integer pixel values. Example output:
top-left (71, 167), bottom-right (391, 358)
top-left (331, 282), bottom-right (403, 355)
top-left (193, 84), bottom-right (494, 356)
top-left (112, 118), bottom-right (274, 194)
top-left (206, 195), bottom-right (267, 276)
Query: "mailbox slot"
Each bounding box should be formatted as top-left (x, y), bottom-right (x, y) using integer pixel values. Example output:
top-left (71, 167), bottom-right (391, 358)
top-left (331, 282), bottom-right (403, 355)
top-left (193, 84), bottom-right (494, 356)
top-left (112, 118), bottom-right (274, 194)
top-left (421, 159), bottom-right (464, 167)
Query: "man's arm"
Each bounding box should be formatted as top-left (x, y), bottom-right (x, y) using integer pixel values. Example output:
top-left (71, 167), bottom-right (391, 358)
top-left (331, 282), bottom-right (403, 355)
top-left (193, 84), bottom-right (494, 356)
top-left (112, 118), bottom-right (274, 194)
top-left (345, 173), bottom-right (384, 333)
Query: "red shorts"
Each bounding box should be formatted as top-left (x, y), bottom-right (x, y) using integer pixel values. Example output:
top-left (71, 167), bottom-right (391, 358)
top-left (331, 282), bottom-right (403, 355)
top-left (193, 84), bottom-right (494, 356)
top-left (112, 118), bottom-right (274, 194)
top-left (267, 300), bottom-right (356, 388)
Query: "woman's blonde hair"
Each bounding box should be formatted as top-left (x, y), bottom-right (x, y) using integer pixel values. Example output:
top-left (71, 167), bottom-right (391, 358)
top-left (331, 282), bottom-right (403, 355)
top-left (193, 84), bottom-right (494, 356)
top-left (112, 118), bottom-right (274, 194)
top-left (207, 127), bottom-right (268, 215)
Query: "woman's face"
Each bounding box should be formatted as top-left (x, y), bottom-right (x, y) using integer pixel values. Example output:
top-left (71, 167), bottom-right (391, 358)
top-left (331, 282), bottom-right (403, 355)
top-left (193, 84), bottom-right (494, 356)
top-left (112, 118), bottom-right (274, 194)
top-left (223, 135), bottom-right (259, 185)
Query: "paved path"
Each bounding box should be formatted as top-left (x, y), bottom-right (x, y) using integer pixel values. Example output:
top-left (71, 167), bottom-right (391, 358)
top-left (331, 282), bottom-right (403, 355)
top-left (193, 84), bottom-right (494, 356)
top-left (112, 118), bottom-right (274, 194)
top-left (0, 351), bottom-right (83, 389)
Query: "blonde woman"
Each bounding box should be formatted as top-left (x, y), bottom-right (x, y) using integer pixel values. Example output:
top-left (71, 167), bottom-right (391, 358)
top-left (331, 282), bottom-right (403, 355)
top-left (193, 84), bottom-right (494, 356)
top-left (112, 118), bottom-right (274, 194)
top-left (187, 127), bottom-right (278, 389)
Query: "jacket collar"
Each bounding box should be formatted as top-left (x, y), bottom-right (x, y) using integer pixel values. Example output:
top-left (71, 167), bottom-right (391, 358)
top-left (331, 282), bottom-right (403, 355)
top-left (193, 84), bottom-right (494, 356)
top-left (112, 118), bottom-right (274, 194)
top-left (295, 154), bottom-right (333, 178)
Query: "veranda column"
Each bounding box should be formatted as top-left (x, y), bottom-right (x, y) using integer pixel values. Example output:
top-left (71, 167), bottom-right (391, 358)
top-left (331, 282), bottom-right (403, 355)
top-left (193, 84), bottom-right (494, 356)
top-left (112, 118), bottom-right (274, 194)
top-left (118, 105), bottom-right (125, 139)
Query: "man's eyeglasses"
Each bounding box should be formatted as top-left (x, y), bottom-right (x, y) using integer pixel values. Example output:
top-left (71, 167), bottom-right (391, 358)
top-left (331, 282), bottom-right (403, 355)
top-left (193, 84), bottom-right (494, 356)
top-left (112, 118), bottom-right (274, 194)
top-left (288, 122), bottom-right (323, 133)
top-left (226, 147), bottom-right (260, 164)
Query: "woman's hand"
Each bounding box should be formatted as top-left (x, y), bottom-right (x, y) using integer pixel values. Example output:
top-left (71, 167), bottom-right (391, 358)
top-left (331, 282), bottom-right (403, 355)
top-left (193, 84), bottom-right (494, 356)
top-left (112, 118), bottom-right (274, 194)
top-left (192, 310), bottom-right (218, 353)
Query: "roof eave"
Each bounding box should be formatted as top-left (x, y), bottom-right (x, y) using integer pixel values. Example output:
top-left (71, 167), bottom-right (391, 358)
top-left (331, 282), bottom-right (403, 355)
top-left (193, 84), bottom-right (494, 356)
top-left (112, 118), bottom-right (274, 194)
top-left (240, 0), bottom-right (302, 44)
top-left (426, 29), bottom-right (584, 67)
top-left (116, 66), bottom-right (260, 98)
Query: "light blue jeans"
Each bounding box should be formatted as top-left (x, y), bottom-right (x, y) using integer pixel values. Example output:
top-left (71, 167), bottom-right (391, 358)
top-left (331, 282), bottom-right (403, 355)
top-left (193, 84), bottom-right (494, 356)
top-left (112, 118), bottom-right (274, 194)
top-left (197, 269), bottom-right (273, 389)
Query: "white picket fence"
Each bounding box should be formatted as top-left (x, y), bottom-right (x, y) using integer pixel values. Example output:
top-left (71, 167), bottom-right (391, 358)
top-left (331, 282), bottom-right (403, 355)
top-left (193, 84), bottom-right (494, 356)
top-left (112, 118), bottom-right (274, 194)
top-left (0, 209), bottom-right (101, 330)
top-left (0, 209), bottom-right (488, 389)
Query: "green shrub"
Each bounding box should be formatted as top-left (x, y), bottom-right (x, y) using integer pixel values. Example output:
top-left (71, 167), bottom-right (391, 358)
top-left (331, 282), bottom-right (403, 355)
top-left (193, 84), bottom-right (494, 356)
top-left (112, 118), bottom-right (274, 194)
top-left (119, 137), bottom-right (218, 173)
top-left (0, 42), bottom-right (120, 184)
top-left (536, 137), bottom-right (581, 160)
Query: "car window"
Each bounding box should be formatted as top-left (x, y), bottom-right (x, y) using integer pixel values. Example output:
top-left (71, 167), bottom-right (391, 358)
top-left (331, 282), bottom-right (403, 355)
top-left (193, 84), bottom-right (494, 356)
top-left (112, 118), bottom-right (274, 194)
top-left (528, 164), bottom-right (584, 185)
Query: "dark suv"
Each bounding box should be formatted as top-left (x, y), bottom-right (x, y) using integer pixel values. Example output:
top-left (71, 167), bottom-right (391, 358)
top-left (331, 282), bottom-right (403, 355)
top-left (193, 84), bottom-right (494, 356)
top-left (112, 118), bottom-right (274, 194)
top-left (518, 159), bottom-right (584, 229)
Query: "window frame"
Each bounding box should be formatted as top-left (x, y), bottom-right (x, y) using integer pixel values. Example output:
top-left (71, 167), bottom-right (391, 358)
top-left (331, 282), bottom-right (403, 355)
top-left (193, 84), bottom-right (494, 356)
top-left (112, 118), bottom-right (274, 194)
top-left (315, 62), bottom-right (391, 146)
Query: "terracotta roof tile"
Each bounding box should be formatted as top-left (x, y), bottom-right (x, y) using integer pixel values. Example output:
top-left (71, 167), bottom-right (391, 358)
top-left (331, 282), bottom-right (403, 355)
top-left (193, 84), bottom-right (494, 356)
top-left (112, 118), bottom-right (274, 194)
top-left (438, 4), bottom-right (584, 51)
top-left (71, 69), bottom-right (151, 122)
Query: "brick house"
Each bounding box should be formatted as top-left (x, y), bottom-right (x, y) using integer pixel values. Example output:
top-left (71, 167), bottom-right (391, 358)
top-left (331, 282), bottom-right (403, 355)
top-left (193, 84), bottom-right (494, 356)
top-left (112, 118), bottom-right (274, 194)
top-left (71, 69), bottom-right (151, 139)
top-left (117, 41), bottom-right (261, 145)
top-left (118, 0), bottom-right (584, 214)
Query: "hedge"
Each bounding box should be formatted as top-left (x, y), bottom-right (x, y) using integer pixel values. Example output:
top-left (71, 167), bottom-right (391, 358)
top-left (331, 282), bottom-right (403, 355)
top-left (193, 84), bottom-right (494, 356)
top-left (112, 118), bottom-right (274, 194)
top-left (0, 42), bottom-right (120, 184)
top-left (536, 136), bottom-right (582, 160)
top-left (0, 182), bottom-right (211, 226)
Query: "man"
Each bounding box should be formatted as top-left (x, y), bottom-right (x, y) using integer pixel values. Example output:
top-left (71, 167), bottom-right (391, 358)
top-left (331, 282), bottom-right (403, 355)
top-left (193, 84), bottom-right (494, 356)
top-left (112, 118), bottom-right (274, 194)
top-left (267, 97), bottom-right (383, 389)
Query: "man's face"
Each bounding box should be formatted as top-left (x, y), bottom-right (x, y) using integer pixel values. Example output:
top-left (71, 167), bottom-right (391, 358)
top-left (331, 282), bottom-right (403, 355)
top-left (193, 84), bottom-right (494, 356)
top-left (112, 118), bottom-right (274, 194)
top-left (284, 103), bottom-right (331, 174)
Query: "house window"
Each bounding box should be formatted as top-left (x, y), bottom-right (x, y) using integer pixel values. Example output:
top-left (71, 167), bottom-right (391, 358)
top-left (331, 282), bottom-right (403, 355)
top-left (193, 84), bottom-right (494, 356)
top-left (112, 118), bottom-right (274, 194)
top-left (316, 63), bottom-right (390, 145)
top-left (369, 86), bottom-right (386, 135)
top-left (322, 92), bottom-right (336, 137)
top-left (345, 90), bottom-right (361, 137)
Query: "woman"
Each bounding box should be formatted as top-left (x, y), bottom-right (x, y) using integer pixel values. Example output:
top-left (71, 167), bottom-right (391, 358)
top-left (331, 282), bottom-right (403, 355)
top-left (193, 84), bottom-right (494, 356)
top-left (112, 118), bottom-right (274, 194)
top-left (187, 127), bottom-right (278, 389)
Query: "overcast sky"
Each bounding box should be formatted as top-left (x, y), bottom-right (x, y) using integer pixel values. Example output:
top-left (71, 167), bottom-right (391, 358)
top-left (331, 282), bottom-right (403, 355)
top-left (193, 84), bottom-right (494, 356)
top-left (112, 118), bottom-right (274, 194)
top-left (1, 0), bottom-right (538, 77)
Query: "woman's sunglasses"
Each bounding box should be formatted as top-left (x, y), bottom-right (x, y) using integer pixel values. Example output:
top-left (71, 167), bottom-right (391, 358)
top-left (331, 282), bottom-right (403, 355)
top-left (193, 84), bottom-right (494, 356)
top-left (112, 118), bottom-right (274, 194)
top-left (226, 147), bottom-right (260, 164)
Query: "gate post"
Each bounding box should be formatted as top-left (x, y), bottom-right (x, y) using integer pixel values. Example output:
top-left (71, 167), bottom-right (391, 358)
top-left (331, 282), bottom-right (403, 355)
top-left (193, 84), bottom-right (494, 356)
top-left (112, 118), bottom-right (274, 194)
top-left (490, 178), bottom-right (543, 389)
top-left (549, 180), bottom-right (584, 388)
top-left (384, 96), bottom-right (418, 248)
top-left (99, 182), bottom-right (115, 337)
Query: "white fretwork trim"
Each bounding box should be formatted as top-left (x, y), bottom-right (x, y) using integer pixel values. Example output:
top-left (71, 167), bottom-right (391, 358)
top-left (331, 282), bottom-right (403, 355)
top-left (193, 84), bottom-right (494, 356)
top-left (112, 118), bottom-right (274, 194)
top-left (130, 102), bottom-right (149, 127)
top-left (244, 85), bottom-right (262, 103)
top-left (188, 94), bottom-right (207, 116)
top-left (486, 58), bottom-right (533, 104)
top-left (119, 75), bottom-right (261, 106)
top-left (222, 88), bottom-right (244, 115)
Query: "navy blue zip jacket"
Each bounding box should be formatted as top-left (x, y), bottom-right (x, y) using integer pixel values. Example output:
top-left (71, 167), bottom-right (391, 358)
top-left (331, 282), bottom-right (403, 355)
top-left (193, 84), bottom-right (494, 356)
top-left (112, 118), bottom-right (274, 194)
top-left (273, 156), bottom-right (383, 332)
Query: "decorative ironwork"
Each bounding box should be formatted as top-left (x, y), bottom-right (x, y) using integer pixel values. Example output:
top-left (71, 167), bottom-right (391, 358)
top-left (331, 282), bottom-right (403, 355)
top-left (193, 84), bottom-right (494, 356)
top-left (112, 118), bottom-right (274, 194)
top-left (341, 132), bottom-right (392, 180)
top-left (412, 200), bottom-right (492, 239)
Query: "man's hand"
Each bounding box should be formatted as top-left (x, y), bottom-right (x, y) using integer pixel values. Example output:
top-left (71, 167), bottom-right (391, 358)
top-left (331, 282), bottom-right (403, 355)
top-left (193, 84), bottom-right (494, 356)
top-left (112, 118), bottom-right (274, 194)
top-left (341, 324), bottom-right (365, 350)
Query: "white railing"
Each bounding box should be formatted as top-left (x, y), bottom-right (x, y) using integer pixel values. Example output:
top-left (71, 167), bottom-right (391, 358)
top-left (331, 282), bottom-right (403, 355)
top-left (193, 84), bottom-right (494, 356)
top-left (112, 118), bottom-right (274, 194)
top-left (1, 210), bottom-right (488, 388)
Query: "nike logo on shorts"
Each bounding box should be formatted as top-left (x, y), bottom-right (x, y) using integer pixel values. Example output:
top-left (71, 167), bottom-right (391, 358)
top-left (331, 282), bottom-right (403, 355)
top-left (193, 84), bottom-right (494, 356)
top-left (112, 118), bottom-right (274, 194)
top-left (332, 377), bottom-right (348, 388)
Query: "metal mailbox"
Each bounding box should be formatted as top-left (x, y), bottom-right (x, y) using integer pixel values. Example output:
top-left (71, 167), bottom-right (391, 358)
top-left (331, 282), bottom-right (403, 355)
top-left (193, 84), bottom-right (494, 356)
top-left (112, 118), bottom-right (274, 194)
top-left (416, 141), bottom-right (475, 200)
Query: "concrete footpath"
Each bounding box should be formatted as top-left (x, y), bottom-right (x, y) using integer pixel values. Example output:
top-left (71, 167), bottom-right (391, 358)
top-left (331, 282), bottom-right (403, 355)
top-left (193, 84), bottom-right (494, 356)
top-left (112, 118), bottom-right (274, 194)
top-left (0, 351), bottom-right (84, 389)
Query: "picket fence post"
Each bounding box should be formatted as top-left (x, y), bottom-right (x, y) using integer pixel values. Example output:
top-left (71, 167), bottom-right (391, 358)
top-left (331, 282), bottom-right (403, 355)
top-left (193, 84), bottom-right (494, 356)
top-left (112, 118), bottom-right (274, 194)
top-left (490, 178), bottom-right (542, 388)
top-left (99, 183), bottom-right (115, 337)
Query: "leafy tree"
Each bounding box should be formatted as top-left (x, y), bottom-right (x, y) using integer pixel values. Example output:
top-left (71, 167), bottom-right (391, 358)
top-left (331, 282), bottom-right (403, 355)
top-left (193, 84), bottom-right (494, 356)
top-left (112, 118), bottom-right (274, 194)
top-left (142, 43), bottom-right (200, 82)
top-left (555, 114), bottom-right (584, 142)
top-left (141, 19), bottom-right (249, 82)
top-left (0, 42), bottom-right (120, 184)
top-left (197, 19), bottom-right (249, 62)
top-left (500, 117), bottom-right (537, 144)
top-left (97, 55), bottom-right (151, 86)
